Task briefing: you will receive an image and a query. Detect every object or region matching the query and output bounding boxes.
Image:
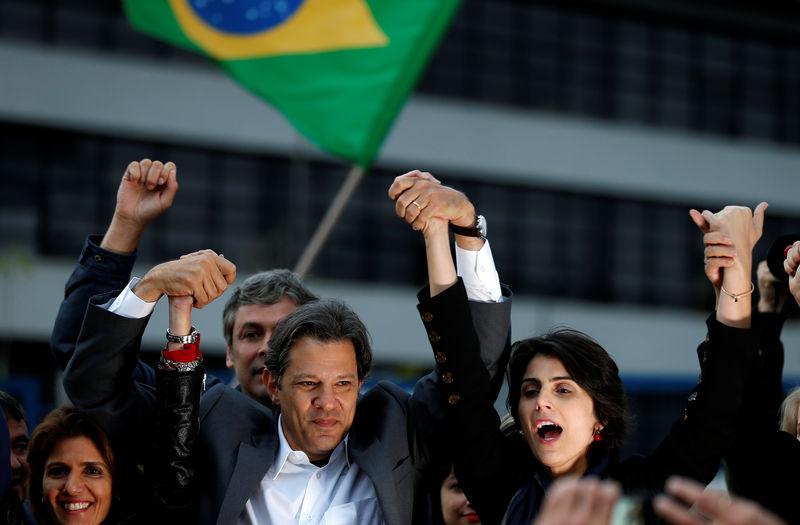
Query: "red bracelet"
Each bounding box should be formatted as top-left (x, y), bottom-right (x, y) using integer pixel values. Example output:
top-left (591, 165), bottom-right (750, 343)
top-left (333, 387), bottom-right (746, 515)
top-left (162, 333), bottom-right (202, 363)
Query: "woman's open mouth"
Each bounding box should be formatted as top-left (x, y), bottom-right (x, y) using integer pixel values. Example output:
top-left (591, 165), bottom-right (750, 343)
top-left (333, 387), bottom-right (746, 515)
top-left (536, 420), bottom-right (563, 442)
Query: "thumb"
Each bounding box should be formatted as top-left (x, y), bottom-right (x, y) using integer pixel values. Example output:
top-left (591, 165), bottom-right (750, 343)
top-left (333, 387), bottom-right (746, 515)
top-left (700, 210), bottom-right (717, 231)
top-left (752, 201), bottom-right (768, 236)
top-left (689, 209), bottom-right (709, 232)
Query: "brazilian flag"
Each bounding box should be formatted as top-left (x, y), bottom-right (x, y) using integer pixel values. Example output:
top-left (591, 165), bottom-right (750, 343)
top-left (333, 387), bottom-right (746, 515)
top-left (123, 0), bottom-right (462, 167)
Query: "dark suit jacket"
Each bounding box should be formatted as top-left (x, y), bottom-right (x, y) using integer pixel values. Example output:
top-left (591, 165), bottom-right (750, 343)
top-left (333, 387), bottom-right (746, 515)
top-left (65, 279), bottom-right (511, 525)
top-left (725, 310), bottom-right (800, 524)
top-left (416, 280), bottom-right (760, 525)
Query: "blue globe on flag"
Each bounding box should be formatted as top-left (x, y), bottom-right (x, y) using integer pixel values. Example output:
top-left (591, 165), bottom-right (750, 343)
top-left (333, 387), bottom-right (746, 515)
top-left (189, 0), bottom-right (303, 34)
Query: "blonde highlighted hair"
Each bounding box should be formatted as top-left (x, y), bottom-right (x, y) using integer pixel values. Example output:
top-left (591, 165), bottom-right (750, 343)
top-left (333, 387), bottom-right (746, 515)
top-left (779, 386), bottom-right (800, 437)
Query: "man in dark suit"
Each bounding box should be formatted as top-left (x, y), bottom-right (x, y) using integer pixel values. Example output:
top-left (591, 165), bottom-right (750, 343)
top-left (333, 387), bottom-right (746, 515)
top-left (64, 173), bottom-right (511, 524)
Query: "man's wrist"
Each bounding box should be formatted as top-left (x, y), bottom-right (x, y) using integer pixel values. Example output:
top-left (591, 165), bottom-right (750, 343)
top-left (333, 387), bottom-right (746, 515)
top-left (451, 212), bottom-right (486, 251)
top-left (132, 277), bottom-right (163, 303)
top-left (454, 235), bottom-right (485, 251)
top-left (450, 214), bottom-right (486, 237)
top-left (100, 215), bottom-right (145, 254)
top-left (450, 204), bottom-right (476, 228)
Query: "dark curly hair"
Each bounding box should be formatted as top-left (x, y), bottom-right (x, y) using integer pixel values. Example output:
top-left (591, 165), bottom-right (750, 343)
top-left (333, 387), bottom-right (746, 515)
top-left (507, 328), bottom-right (630, 451)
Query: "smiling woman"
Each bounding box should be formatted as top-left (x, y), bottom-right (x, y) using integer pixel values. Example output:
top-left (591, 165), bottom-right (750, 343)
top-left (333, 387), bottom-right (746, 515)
top-left (27, 407), bottom-right (118, 525)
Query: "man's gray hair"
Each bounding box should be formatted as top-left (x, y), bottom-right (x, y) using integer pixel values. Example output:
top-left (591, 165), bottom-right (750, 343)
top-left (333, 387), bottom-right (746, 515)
top-left (0, 390), bottom-right (26, 423)
top-left (222, 269), bottom-right (318, 346)
top-left (266, 299), bottom-right (372, 388)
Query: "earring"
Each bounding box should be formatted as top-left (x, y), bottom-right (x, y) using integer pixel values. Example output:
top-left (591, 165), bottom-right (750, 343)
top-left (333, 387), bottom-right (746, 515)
top-left (593, 430), bottom-right (602, 442)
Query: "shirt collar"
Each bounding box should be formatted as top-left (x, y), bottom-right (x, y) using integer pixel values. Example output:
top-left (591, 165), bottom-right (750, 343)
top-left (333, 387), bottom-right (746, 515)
top-left (271, 415), bottom-right (352, 480)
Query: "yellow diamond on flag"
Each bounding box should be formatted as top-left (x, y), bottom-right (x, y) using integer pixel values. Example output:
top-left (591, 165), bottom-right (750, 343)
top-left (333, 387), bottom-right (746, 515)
top-left (168, 0), bottom-right (389, 60)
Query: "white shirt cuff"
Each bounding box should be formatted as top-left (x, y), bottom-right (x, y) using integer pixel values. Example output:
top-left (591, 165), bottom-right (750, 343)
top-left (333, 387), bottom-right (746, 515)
top-left (104, 277), bottom-right (157, 319)
top-left (456, 240), bottom-right (502, 302)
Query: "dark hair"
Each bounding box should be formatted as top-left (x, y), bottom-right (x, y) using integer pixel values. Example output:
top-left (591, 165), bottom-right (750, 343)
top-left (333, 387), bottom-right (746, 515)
top-left (222, 269), bottom-right (318, 346)
top-left (266, 298), bottom-right (372, 387)
top-left (0, 391), bottom-right (26, 424)
top-left (27, 406), bottom-right (117, 525)
top-left (428, 461), bottom-right (455, 525)
top-left (507, 328), bottom-right (629, 450)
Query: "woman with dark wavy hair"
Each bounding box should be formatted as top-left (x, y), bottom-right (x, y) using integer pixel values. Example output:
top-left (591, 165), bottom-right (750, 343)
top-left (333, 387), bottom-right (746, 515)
top-left (410, 194), bottom-right (766, 524)
top-left (503, 328), bottom-right (630, 472)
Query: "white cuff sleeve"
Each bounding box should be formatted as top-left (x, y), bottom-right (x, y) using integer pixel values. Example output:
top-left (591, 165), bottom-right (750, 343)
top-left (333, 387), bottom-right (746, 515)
top-left (456, 240), bottom-right (502, 302)
top-left (103, 277), bottom-right (158, 319)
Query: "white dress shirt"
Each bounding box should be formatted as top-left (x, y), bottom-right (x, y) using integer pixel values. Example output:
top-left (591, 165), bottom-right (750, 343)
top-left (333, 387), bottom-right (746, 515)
top-left (455, 240), bottom-right (502, 302)
top-left (237, 416), bottom-right (382, 525)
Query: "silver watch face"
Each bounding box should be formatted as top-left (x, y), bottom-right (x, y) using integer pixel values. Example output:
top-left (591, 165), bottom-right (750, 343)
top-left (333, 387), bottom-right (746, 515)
top-left (476, 214), bottom-right (487, 238)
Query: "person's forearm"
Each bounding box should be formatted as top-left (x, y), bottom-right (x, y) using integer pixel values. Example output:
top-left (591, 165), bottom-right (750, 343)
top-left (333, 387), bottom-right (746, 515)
top-left (454, 234), bottom-right (484, 252)
top-left (100, 215), bottom-right (145, 254)
top-left (425, 220), bottom-right (457, 297)
top-left (717, 257), bottom-right (752, 328)
top-left (167, 297), bottom-right (193, 351)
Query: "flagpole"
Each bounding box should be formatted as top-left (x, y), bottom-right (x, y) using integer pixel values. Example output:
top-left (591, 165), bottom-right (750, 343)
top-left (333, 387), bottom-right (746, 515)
top-left (294, 164), bottom-right (366, 277)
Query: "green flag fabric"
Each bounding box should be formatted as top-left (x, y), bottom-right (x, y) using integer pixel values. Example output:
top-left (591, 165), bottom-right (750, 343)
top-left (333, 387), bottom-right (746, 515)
top-left (123, 0), bottom-right (462, 167)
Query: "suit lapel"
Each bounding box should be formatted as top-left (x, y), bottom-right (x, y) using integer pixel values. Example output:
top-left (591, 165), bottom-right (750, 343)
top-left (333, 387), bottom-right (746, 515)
top-left (349, 437), bottom-right (402, 525)
top-left (216, 430), bottom-right (277, 525)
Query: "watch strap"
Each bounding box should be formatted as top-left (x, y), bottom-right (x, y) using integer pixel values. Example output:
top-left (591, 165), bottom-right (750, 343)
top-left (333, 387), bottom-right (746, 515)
top-left (449, 215), bottom-right (486, 238)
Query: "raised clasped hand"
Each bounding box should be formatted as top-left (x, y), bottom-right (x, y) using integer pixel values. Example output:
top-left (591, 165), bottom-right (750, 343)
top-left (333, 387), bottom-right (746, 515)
top-left (690, 203), bottom-right (767, 255)
top-left (135, 249), bottom-right (237, 307)
top-left (387, 170), bottom-right (475, 236)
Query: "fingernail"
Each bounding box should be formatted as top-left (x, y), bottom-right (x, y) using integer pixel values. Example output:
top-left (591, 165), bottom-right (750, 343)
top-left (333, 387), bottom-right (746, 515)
top-left (158, 177), bottom-right (165, 185)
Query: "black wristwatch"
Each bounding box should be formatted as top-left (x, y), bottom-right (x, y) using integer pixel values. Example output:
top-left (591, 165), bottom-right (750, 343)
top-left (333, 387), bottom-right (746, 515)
top-left (449, 215), bottom-right (487, 239)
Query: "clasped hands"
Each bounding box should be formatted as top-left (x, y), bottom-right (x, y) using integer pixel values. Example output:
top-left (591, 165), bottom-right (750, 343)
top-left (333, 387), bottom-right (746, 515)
top-left (133, 249), bottom-right (237, 308)
top-left (689, 203), bottom-right (767, 294)
top-left (388, 170), bottom-right (477, 238)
